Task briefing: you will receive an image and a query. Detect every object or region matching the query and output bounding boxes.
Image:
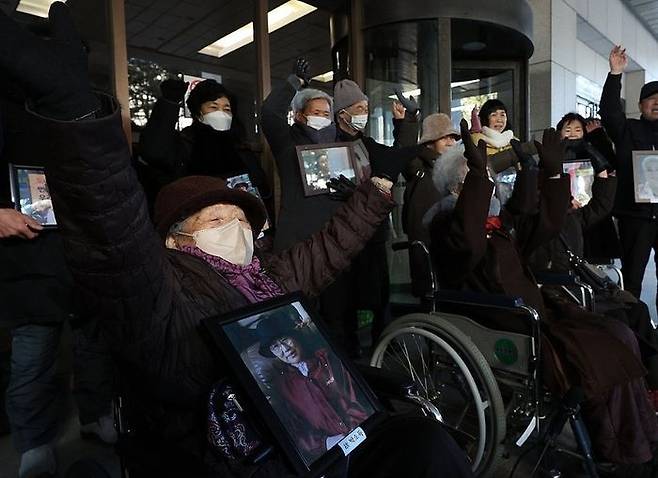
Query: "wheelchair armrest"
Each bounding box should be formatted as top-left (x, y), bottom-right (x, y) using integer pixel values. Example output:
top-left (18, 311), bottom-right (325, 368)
top-left (534, 271), bottom-right (579, 286)
top-left (434, 289), bottom-right (525, 309)
top-left (356, 363), bottom-right (416, 397)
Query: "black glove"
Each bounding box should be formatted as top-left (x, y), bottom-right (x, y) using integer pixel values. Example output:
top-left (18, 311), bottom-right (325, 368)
top-left (460, 119), bottom-right (488, 177)
top-left (293, 57), bottom-right (311, 88)
top-left (394, 88), bottom-right (419, 115)
top-left (327, 175), bottom-right (357, 201)
top-left (583, 141), bottom-right (610, 174)
top-left (534, 128), bottom-right (565, 177)
top-left (510, 139), bottom-right (537, 171)
top-left (0, 2), bottom-right (99, 120)
top-left (160, 78), bottom-right (188, 104)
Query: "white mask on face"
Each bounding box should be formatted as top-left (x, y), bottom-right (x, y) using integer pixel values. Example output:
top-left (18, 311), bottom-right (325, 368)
top-left (347, 113), bottom-right (368, 131)
top-left (306, 115), bottom-right (332, 130)
top-left (201, 111), bottom-right (233, 132)
top-left (179, 218), bottom-right (254, 265)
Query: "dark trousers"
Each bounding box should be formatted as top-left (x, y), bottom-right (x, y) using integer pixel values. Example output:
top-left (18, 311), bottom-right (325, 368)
top-left (618, 216), bottom-right (658, 304)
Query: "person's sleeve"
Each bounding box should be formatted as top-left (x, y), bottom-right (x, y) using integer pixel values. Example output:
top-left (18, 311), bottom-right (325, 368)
top-left (393, 114), bottom-right (419, 148)
top-left (240, 148), bottom-right (272, 199)
top-left (138, 97), bottom-right (185, 174)
top-left (266, 181), bottom-right (394, 297)
top-left (599, 73), bottom-right (627, 145)
top-left (504, 168), bottom-right (539, 217)
top-left (262, 79), bottom-right (298, 159)
top-left (37, 99), bottom-right (175, 316)
top-left (430, 172), bottom-right (493, 285)
top-left (578, 176), bottom-right (616, 230)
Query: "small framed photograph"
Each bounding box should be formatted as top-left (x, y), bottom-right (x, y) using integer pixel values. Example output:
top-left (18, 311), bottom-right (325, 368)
top-left (8, 164), bottom-right (57, 228)
top-left (226, 173), bottom-right (271, 235)
top-left (633, 151), bottom-right (658, 203)
top-left (296, 143), bottom-right (358, 196)
top-left (203, 294), bottom-right (383, 476)
top-left (563, 160), bottom-right (595, 205)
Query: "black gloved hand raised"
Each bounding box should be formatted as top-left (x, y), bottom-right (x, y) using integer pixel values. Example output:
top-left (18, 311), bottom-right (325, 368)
top-left (394, 88), bottom-right (419, 115)
top-left (0, 2), bottom-right (99, 120)
top-left (327, 175), bottom-right (357, 201)
top-left (510, 139), bottom-right (537, 171)
top-left (534, 128), bottom-right (566, 177)
top-left (293, 57), bottom-right (311, 87)
top-left (160, 78), bottom-right (188, 104)
top-left (460, 119), bottom-right (488, 178)
top-left (583, 142), bottom-right (610, 174)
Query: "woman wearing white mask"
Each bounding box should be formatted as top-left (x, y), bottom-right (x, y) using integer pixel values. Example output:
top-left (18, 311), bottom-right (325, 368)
top-left (138, 78), bottom-right (270, 214)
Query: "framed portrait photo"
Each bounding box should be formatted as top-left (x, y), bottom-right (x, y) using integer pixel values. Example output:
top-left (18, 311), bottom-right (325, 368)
top-left (8, 164), bottom-right (57, 228)
top-left (296, 143), bottom-right (359, 197)
top-left (562, 160), bottom-right (595, 205)
top-left (632, 151), bottom-right (658, 203)
top-left (225, 173), bottom-right (271, 235)
top-left (203, 294), bottom-right (383, 477)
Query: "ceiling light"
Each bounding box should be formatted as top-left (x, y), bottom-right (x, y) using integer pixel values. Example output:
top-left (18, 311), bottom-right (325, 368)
top-left (16, 0), bottom-right (64, 18)
top-left (451, 79), bottom-right (480, 88)
top-left (312, 71), bottom-right (334, 82)
top-left (199, 0), bottom-right (316, 59)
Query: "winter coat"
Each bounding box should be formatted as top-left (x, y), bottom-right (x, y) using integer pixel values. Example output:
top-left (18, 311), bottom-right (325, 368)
top-left (0, 98), bottom-right (74, 328)
top-left (262, 81), bottom-right (420, 252)
top-left (600, 72), bottom-right (658, 219)
top-left (138, 97), bottom-right (270, 208)
top-left (38, 100), bottom-right (394, 469)
top-left (529, 176), bottom-right (617, 272)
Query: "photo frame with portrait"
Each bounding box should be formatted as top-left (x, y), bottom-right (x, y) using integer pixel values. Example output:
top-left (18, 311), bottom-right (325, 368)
top-left (203, 293), bottom-right (383, 477)
top-left (296, 143), bottom-right (365, 197)
top-left (8, 164), bottom-right (58, 228)
top-left (632, 151), bottom-right (658, 203)
top-left (562, 160), bottom-right (595, 205)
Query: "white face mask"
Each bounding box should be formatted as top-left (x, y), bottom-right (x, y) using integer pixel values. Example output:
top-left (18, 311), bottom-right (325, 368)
top-left (201, 111), bottom-right (233, 132)
top-left (346, 113), bottom-right (368, 131)
top-left (306, 115), bottom-right (332, 130)
top-left (179, 218), bottom-right (254, 265)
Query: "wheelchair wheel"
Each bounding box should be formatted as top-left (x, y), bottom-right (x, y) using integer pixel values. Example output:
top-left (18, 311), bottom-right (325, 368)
top-left (370, 313), bottom-right (505, 477)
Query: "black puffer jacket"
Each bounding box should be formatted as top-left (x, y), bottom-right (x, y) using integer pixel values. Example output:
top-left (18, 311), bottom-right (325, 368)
top-left (39, 100), bottom-right (393, 469)
top-left (600, 73), bottom-right (658, 219)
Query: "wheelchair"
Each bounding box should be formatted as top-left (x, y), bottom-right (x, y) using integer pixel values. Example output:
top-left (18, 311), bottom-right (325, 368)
top-left (372, 241), bottom-right (608, 478)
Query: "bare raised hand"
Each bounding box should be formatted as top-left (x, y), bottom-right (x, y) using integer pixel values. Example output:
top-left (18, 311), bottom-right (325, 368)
top-left (609, 45), bottom-right (628, 75)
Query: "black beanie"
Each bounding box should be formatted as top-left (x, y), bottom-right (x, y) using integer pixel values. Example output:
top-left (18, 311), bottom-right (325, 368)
top-left (640, 81), bottom-right (658, 102)
top-left (186, 79), bottom-right (233, 118)
top-left (479, 99), bottom-right (509, 129)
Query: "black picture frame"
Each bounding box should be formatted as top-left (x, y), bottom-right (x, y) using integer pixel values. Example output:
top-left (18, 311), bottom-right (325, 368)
top-left (202, 293), bottom-right (384, 477)
top-left (295, 142), bottom-right (364, 197)
top-left (8, 163), bottom-right (58, 228)
top-left (632, 150), bottom-right (658, 204)
top-left (562, 159), bottom-right (595, 205)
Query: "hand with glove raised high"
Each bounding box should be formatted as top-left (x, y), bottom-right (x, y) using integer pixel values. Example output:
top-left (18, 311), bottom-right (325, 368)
top-left (583, 142), bottom-right (611, 174)
top-left (394, 88), bottom-right (419, 116)
top-left (460, 118), bottom-right (488, 178)
top-left (510, 139), bottom-right (537, 171)
top-left (534, 128), bottom-right (566, 178)
top-left (293, 57), bottom-right (311, 87)
top-left (160, 78), bottom-right (188, 104)
top-left (0, 1), bottom-right (99, 120)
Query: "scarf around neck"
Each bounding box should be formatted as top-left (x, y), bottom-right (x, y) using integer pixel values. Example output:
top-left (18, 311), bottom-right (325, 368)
top-left (181, 245), bottom-right (283, 303)
top-left (481, 126), bottom-right (515, 149)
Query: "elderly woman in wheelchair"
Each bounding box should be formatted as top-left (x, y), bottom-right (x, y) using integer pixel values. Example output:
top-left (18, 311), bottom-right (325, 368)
top-left (373, 120), bottom-right (658, 476)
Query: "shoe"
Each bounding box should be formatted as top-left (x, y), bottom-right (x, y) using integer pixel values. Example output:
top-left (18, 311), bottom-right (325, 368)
top-left (80, 413), bottom-right (118, 445)
top-left (18, 444), bottom-right (56, 478)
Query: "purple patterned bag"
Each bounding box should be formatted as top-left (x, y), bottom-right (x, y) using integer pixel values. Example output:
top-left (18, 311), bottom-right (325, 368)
top-left (207, 379), bottom-right (266, 462)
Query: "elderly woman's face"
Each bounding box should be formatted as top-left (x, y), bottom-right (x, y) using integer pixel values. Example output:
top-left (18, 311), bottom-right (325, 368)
top-left (200, 96), bottom-right (232, 116)
top-left (432, 135), bottom-right (458, 155)
top-left (166, 203), bottom-right (250, 249)
top-left (560, 120), bottom-right (584, 140)
top-left (270, 336), bottom-right (302, 364)
top-left (487, 109), bottom-right (507, 133)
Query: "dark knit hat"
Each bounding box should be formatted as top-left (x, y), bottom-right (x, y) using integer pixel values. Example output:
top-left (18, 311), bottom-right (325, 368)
top-left (478, 99), bottom-right (509, 129)
top-left (333, 79), bottom-right (368, 112)
top-left (186, 79), bottom-right (232, 118)
top-left (640, 81), bottom-right (658, 102)
top-left (153, 175), bottom-right (267, 238)
top-left (256, 309), bottom-right (303, 358)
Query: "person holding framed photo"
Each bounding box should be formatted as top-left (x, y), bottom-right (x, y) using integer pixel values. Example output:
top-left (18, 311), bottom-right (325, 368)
top-left (0, 4), bottom-right (474, 477)
top-left (600, 45), bottom-right (658, 312)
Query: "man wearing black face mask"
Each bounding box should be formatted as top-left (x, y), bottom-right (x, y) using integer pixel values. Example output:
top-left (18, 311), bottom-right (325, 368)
top-left (138, 78), bottom-right (270, 214)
